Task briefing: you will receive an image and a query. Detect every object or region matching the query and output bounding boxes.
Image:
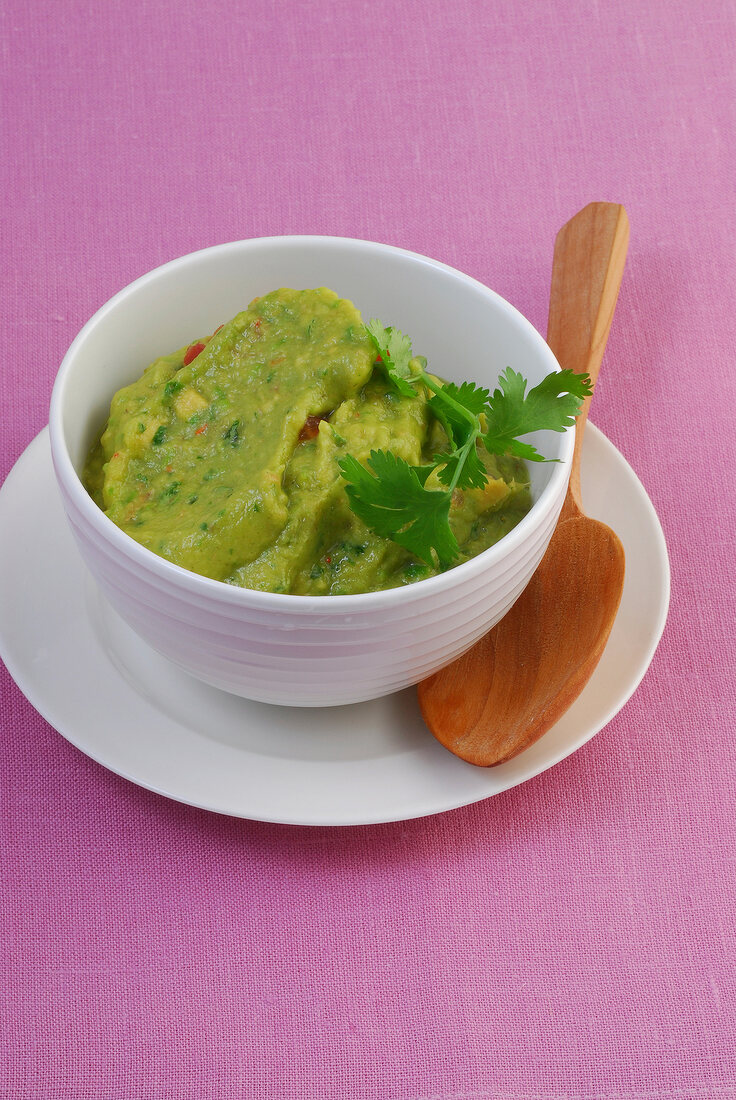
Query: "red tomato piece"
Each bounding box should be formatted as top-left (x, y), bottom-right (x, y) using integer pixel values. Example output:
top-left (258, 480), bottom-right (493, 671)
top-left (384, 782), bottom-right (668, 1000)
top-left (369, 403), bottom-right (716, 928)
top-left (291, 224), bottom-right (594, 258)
top-left (183, 342), bottom-right (206, 366)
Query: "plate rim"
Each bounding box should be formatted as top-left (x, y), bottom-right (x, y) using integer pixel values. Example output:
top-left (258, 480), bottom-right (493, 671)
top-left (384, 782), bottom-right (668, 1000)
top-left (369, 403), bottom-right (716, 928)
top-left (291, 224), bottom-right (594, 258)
top-left (0, 425), bottom-right (670, 826)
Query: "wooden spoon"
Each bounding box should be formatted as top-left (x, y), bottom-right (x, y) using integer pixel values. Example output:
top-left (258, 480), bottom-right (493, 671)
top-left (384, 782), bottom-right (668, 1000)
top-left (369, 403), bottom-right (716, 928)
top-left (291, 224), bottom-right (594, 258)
top-left (418, 202), bottom-right (630, 766)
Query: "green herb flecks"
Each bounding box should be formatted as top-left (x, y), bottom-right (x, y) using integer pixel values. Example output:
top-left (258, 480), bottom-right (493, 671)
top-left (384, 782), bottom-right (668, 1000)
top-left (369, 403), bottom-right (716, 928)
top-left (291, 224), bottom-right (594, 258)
top-left (223, 420), bottom-right (241, 447)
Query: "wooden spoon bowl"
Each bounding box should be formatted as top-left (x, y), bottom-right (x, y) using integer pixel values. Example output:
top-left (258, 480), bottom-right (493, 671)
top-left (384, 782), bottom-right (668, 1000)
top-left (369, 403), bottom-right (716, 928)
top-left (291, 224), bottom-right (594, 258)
top-left (418, 202), bottom-right (629, 767)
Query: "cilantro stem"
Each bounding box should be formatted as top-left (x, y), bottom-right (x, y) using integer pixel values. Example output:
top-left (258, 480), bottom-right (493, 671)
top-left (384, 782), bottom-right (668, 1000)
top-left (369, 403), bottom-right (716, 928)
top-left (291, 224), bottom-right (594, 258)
top-left (446, 438), bottom-right (477, 494)
top-left (414, 373), bottom-right (483, 493)
top-left (417, 373), bottom-right (478, 429)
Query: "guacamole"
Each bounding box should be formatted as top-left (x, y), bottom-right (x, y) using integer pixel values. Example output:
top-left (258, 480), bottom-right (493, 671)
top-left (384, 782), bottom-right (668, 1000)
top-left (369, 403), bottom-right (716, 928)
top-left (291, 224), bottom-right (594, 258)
top-left (84, 288), bottom-right (531, 594)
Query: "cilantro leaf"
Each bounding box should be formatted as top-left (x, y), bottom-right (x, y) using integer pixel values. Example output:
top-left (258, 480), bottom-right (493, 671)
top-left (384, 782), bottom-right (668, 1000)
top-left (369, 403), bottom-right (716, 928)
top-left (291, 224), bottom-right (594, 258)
top-left (439, 380), bottom-right (491, 417)
top-left (427, 381), bottom-right (489, 449)
top-left (338, 450), bottom-right (458, 567)
top-left (433, 444), bottom-right (488, 490)
top-left (365, 319), bottom-right (418, 398)
top-left (483, 367), bottom-right (592, 461)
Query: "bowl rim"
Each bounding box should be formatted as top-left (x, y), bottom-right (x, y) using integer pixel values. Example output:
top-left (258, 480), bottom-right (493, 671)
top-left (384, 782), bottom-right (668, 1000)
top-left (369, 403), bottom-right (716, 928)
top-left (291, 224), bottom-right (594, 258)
top-left (49, 234), bottom-right (572, 611)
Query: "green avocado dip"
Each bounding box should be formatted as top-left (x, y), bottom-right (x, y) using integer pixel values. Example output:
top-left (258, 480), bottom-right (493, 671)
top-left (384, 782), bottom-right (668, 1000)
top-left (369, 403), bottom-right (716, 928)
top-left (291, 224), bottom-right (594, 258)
top-left (83, 288), bottom-right (531, 595)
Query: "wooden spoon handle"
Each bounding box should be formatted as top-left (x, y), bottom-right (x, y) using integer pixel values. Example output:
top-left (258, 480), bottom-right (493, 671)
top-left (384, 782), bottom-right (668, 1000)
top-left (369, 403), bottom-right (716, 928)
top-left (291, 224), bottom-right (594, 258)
top-left (548, 203), bottom-right (630, 519)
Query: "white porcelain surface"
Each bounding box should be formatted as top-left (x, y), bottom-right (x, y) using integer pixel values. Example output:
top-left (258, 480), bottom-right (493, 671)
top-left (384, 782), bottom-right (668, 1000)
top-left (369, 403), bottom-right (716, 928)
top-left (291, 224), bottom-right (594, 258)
top-left (0, 427), bottom-right (669, 826)
top-left (48, 238), bottom-right (570, 706)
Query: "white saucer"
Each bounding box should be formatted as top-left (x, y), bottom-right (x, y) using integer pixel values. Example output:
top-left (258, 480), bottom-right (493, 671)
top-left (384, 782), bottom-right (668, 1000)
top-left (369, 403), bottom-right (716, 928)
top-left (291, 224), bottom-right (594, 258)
top-left (0, 427), bottom-right (669, 826)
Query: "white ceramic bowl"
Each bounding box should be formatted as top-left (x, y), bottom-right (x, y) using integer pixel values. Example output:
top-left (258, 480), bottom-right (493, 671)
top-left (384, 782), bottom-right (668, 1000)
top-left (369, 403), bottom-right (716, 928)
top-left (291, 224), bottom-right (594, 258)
top-left (49, 237), bottom-right (570, 706)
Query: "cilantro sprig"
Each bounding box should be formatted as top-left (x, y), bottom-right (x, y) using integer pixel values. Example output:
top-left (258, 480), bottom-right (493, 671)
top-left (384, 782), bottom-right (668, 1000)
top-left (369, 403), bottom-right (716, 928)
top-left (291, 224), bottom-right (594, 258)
top-left (338, 321), bottom-right (592, 569)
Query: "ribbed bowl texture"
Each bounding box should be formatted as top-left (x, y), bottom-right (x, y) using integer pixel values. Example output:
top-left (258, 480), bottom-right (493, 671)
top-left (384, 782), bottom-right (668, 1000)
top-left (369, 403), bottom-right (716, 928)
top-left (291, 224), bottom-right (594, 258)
top-left (49, 237), bottom-right (570, 706)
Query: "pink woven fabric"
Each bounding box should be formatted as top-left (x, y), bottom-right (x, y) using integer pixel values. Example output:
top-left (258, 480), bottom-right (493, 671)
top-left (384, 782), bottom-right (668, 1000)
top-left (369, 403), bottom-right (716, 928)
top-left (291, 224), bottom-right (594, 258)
top-left (2, 1), bottom-right (735, 1097)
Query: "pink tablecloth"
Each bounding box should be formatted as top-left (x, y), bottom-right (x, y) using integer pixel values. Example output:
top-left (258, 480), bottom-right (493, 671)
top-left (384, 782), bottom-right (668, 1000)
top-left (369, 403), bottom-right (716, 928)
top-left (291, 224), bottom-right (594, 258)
top-left (2, 1), bottom-right (735, 1097)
